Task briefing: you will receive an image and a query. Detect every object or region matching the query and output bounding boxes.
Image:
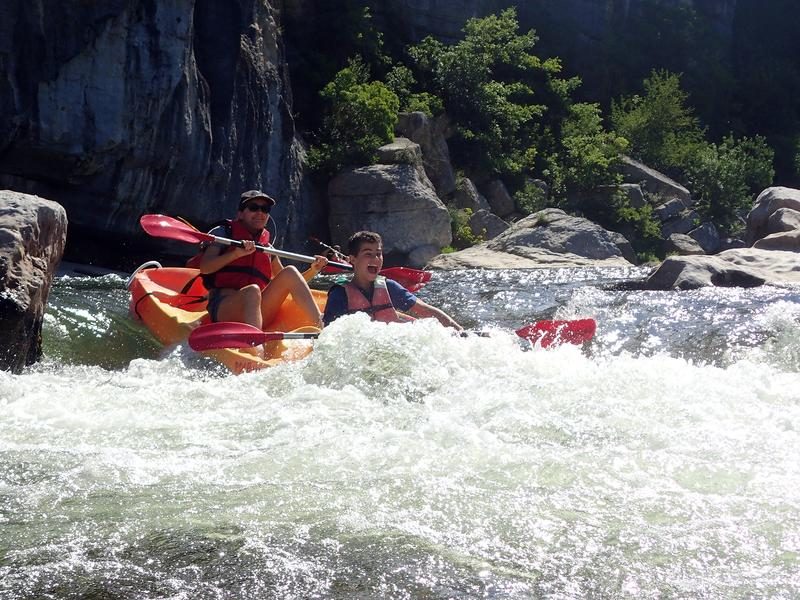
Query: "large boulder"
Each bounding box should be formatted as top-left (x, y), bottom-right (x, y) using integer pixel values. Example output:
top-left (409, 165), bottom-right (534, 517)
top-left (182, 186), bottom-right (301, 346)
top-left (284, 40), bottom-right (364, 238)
top-left (427, 208), bottom-right (634, 269)
top-left (452, 178), bottom-right (491, 213)
top-left (646, 248), bottom-right (800, 290)
top-left (468, 209), bottom-right (509, 240)
top-left (480, 180), bottom-right (516, 219)
top-left (328, 164), bottom-right (452, 267)
top-left (0, 191), bottom-right (67, 372)
top-left (745, 187), bottom-right (800, 245)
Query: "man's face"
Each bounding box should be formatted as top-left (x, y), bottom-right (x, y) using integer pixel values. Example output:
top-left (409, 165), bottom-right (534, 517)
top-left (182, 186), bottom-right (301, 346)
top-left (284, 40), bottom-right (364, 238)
top-left (350, 241), bottom-right (383, 282)
top-left (238, 200), bottom-right (271, 231)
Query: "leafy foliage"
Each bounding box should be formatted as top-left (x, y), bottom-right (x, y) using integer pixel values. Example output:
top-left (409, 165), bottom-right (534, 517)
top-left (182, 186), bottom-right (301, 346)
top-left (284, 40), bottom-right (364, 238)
top-left (610, 70), bottom-right (705, 177)
top-left (308, 58), bottom-right (399, 177)
top-left (687, 135), bottom-right (775, 233)
top-left (513, 180), bottom-right (549, 215)
top-left (547, 102), bottom-right (628, 200)
top-left (446, 207), bottom-right (485, 250)
top-left (384, 65), bottom-right (443, 116)
top-left (407, 8), bottom-right (578, 176)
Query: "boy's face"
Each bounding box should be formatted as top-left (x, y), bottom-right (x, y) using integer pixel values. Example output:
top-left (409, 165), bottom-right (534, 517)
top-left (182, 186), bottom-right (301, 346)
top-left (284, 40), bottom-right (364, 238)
top-left (350, 241), bottom-right (383, 283)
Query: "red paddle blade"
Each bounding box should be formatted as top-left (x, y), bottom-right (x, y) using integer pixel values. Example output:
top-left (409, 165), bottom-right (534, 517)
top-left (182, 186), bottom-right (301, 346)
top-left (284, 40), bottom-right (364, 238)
top-left (188, 322), bottom-right (320, 351)
top-left (380, 267), bottom-right (432, 292)
top-left (140, 214), bottom-right (213, 245)
top-left (515, 318), bottom-right (596, 348)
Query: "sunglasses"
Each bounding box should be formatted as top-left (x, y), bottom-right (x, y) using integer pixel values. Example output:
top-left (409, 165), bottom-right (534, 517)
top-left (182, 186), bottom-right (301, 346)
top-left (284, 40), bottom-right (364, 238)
top-left (245, 203), bottom-right (271, 214)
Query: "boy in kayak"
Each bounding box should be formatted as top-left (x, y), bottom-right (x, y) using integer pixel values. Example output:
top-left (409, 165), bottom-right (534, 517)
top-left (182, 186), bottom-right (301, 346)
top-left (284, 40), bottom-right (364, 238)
top-left (323, 231), bottom-right (462, 330)
top-left (199, 190), bottom-right (328, 332)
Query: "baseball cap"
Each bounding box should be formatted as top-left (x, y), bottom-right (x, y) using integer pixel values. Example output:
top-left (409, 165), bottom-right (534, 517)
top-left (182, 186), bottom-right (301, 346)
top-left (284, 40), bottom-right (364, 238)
top-left (238, 190), bottom-right (276, 210)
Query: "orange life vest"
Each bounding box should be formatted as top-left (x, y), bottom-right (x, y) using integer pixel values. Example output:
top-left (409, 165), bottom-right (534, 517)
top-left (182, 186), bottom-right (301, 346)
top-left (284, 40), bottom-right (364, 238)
top-left (343, 276), bottom-right (407, 323)
top-left (203, 220), bottom-right (273, 290)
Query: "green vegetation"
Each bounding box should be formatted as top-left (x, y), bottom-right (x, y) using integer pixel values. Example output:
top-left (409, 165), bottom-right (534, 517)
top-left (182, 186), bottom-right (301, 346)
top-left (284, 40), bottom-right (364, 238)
top-left (307, 58), bottom-right (399, 177)
top-left (406, 9), bottom-right (578, 176)
top-left (446, 207), bottom-right (485, 250)
top-left (611, 70), bottom-right (775, 234)
top-left (610, 70), bottom-right (705, 177)
top-left (302, 5), bottom-right (789, 255)
top-left (686, 135), bottom-right (774, 233)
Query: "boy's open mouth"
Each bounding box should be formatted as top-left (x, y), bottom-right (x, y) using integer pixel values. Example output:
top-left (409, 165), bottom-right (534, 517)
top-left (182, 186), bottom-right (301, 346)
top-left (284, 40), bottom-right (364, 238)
top-left (367, 265), bottom-right (379, 274)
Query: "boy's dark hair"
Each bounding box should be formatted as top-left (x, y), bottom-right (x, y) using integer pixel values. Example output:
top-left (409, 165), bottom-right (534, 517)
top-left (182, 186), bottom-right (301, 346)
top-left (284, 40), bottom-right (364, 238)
top-left (348, 231), bottom-right (382, 255)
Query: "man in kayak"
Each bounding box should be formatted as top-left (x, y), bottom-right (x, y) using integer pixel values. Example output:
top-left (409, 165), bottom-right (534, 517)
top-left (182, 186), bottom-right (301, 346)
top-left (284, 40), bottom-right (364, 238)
top-left (323, 231), bottom-right (462, 330)
top-left (199, 190), bottom-right (328, 331)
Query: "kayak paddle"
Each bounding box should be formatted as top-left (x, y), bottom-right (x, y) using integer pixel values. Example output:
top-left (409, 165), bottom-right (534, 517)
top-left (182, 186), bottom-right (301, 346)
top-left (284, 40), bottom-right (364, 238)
top-left (188, 322), bottom-right (320, 351)
top-left (515, 318), bottom-right (596, 348)
top-left (140, 214), bottom-right (353, 271)
top-left (188, 318), bottom-right (596, 351)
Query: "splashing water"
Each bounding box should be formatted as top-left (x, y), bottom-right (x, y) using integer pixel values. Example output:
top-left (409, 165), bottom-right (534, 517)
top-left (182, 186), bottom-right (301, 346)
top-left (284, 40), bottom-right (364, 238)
top-left (1, 269), bottom-right (799, 598)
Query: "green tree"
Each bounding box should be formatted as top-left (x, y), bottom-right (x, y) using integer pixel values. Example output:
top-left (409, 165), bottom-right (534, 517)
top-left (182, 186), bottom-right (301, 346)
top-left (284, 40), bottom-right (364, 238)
top-left (407, 8), bottom-right (578, 176)
top-left (553, 102), bottom-right (628, 196)
top-left (611, 69), bottom-right (705, 178)
top-left (308, 58), bottom-right (400, 177)
top-left (384, 65), bottom-right (443, 116)
top-left (687, 135), bottom-right (774, 233)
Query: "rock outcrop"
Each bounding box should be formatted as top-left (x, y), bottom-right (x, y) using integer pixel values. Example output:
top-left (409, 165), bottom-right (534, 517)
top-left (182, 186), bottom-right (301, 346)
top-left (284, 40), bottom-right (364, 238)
top-left (645, 249), bottom-right (800, 289)
top-left (328, 164), bottom-right (452, 268)
top-left (427, 208), bottom-right (634, 269)
top-left (647, 186), bottom-right (800, 289)
top-left (0, 191), bottom-right (67, 372)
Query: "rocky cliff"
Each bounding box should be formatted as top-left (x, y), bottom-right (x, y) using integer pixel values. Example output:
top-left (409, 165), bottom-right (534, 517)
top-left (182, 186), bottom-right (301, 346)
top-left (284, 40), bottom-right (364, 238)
top-left (0, 0), bottom-right (318, 268)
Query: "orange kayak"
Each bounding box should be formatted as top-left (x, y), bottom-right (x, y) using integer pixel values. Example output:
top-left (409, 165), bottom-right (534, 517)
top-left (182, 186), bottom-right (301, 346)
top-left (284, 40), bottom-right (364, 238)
top-left (127, 263), bottom-right (325, 374)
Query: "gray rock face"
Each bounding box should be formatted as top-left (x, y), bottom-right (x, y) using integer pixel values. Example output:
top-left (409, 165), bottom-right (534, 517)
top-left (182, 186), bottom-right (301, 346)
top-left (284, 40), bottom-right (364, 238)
top-left (481, 180), bottom-right (516, 219)
top-left (618, 156), bottom-right (692, 203)
top-left (745, 187), bottom-right (800, 246)
top-left (489, 209), bottom-right (628, 260)
top-left (395, 112), bottom-right (457, 197)
top-left (648, 186), bottom-right (800, 289)
top-left (327, 164), bottom-right (452, 267)
top-left (468, 209), bottom-right (509, 240)
top-left (0, 191), bottom-right (67, 373)
top-left (453, 178), bottom-right (491, 213)
top-left (0, 0), bottom-right (314, 266)
top-left (688, 221), bottom-right (721, 254)
top-left (767, 208), bottom-right (800, 235)
top-left (664, 233), bottom-right (705, 256)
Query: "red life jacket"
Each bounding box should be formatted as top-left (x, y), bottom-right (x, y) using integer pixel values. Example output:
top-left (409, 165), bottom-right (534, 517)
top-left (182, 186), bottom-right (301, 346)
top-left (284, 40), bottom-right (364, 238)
top-left (204, 220), bottom-right (273, 290)
top-left (343, 276), bottom-right (407, 323)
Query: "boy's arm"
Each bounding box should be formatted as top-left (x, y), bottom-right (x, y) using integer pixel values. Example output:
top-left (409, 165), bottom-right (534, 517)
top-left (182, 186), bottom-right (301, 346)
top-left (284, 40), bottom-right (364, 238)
top-left (407, 299), bottom-right (462, 330)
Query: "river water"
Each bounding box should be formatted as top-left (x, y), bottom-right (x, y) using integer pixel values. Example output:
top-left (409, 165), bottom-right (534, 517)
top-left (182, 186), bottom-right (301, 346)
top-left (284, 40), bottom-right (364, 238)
top-left (2, 267), bottom-right (799, 599)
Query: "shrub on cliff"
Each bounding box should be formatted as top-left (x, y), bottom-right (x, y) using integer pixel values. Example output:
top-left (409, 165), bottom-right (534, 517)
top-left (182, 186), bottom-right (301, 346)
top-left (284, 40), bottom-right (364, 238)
top-left (610, 69), bottom-right (705, 178)
top-left (407, 8), bottom-right (578, 176)
top-left (546, 102), bottom-right (628, 199)
top-left (308, 58), bottom-right (399, 177)
top-left (687, 135), bottom-right (774, 234)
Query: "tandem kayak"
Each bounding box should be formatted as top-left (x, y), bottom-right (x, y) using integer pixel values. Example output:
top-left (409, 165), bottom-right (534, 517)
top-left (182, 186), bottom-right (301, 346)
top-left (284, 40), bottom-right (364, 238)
top-left (127, 263), bottom-right (325, 374)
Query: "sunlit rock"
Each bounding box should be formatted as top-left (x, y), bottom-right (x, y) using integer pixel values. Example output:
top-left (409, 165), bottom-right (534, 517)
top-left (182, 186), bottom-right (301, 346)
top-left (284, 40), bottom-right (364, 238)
top-left (0, 191), bottom-right (67, 372)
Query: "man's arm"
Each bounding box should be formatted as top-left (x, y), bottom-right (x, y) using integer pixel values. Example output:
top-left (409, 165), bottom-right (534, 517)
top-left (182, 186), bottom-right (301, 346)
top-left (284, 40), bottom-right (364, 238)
top-left (199, 227), bottom-right (253, 274)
